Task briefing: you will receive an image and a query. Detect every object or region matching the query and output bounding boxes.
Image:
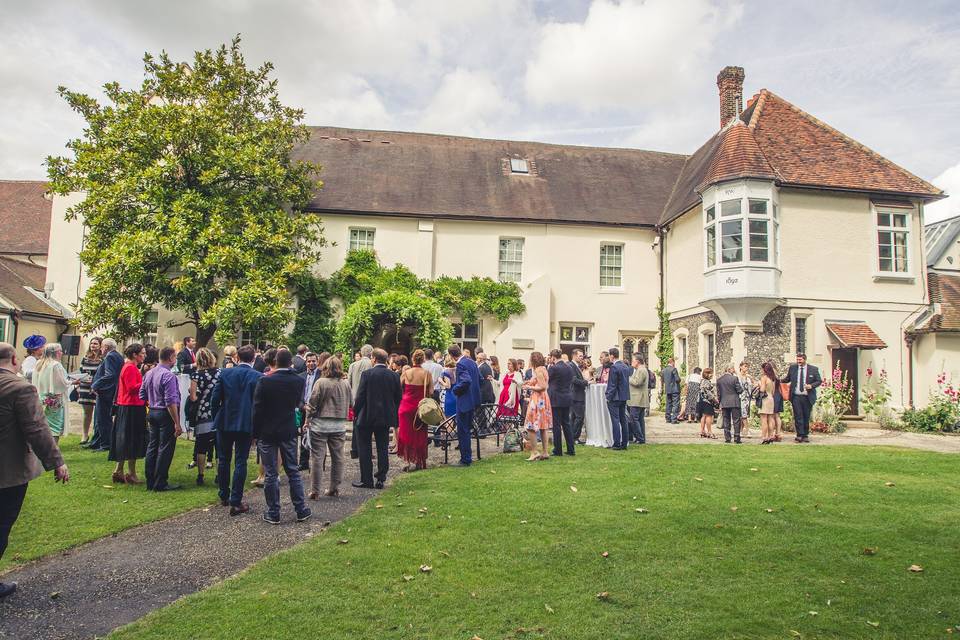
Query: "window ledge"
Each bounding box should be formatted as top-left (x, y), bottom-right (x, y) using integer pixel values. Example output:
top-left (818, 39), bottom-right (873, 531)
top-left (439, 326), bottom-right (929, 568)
top-left (872, 273), bottom-right (915, 283)
top-left (598, 287), bottom-right (626, 294)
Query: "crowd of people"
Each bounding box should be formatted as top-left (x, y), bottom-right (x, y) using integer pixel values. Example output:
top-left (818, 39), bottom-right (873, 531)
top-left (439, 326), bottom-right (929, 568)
top-left (0, 330), bottom-right (824, 599)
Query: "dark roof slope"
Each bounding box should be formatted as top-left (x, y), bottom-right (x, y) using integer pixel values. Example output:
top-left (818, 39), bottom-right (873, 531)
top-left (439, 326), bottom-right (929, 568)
top-left (0, 257), bottom-right (62, 317)
top-left (292, 127), bottom-right (688, 227)
top-left (659, 91), bottom-right (944, 225)
top-left (0, 181), bottom-right (52, 255)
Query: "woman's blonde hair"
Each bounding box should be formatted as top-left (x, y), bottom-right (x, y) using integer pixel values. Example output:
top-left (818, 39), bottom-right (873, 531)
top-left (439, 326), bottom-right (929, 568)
top-left (412, 349), bottom-right (426, 366)
top-left (196, 348), bottom-right (216, 370)
top-left (223, 345), bottom-right (238, 358)
top-left (34, 343), bottom-right (63, 376)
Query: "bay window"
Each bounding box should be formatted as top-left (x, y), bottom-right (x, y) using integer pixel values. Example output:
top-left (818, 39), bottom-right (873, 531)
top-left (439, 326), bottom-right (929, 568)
top-left (703, 187), bottom-right (777, 269)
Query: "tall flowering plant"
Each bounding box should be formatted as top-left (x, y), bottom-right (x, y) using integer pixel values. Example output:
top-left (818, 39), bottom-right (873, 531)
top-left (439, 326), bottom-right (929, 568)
top-left (812, 362), bottom-right (852, 432)
top-left (901, 373), bottom-right (960, 432)
top-left (860, 367), bottom-right (892, 421)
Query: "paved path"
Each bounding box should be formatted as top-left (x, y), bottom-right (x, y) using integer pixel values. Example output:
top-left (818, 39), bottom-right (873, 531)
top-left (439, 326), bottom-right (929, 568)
top-left (2, 417), bottom-right (954, 639)
top-left (0, 436), bottom-right (503, 640)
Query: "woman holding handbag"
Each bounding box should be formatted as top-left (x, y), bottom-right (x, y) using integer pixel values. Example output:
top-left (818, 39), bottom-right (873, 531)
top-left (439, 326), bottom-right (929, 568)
top-left (697, 367), bottom-right (718, 439)
top-left (497, 359), bottom-right (523, 417)
top-left (396, 349), bottom-right (433, 471)
top-left (757, 362), bottom-right (778, 444)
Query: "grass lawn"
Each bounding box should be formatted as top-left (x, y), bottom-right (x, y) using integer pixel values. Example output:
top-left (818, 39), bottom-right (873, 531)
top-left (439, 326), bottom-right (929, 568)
top-left (112, 444), bottom-right (960, 639)
top-left (1, 434), bottom-right (254, 572)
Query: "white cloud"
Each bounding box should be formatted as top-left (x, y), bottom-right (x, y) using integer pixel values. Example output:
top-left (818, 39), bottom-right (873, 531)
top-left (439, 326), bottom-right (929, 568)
top-left (417, 69), bottom-right (515, 136)
top-left (524, 0), bottom-right (742, 111)
top-left (925, 162), bottom-right (960, 224)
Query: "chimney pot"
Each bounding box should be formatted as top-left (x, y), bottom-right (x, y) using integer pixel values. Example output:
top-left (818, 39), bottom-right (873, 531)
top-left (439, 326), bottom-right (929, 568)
top-left (717, 66), bottom-right (745, 129)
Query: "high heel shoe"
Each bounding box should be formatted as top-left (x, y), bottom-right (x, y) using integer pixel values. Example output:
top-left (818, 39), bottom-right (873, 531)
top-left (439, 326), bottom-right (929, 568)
top-left (124, 474), bottom-right (142, 484)
top-left (112, 471), bottom-right (126, 483)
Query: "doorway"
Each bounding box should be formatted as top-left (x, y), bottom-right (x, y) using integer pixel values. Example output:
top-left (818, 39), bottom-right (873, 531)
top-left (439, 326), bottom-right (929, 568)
top-left (832, 348), bottom-right (859, 415)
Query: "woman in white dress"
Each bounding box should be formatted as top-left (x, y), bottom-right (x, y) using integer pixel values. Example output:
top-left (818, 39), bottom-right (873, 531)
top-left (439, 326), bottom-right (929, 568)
top-left (738, 361), bottom-right (755, 437)
top-left (32, 343), bottom-right (76, 443)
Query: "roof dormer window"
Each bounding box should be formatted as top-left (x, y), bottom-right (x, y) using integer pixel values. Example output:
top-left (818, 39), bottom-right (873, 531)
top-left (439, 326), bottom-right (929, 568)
top-left (510, 158), bottom-right (529, 174)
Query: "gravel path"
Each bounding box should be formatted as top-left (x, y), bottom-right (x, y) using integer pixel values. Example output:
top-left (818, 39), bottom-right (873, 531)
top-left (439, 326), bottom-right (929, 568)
top-left (0, 435), bottom-right (503, 640)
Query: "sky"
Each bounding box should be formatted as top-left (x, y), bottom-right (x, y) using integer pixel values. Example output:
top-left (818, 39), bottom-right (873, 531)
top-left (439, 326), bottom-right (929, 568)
top-left (2, 0), bottom-right (959, 221)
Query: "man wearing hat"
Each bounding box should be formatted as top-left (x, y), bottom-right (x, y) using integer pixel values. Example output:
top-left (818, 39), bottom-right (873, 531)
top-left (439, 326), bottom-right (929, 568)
top-left (20, 335), bottom-right (46, 383)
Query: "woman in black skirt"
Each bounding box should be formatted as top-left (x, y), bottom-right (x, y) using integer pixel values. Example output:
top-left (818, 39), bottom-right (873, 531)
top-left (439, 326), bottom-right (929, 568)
top-left (109, 343), bottom-right (148, 484)
top-left (77, 337), bottom-right (102, 444)
top-left (697, 367), bottom-right (718, 439)
top-left (189, 348), bottom-right (221, 485)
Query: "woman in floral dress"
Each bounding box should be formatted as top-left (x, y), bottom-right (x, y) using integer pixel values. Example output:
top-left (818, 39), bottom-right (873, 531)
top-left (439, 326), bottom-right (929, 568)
top-left (522, 351), bottom-right (552, 461)
top-left (33, 343), bottom-right (74, 443)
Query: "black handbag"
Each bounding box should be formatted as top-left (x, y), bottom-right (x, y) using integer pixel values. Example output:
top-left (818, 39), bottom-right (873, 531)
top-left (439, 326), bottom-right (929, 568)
top-left (69, 387), bottom-right (79, 402)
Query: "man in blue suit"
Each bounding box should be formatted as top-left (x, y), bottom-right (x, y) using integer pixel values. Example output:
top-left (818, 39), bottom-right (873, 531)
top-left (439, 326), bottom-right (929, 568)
top-left (780, 352), bottom-right (822, 443)
top-left (604, 347), bottom-right (632, 450)
top-left (449, 344), bottom-right (481, 466)
top-left (87, 338), bottom-right (124, 452)
top-left (211, 344), bottom-right (263, 515)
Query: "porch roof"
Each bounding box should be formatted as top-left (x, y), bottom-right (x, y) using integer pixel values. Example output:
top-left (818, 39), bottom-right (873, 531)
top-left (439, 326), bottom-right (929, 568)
top-left (825, 321), bottom-right (888, 350)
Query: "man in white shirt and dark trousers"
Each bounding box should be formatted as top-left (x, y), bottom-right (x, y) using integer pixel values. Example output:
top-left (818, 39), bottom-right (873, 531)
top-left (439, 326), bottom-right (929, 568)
top-left (298, 353), bottom-right (320, 470)
top-left (781, 353), bottom-right (822, 443)
top-left (422, 348), bottom-right (444, 402)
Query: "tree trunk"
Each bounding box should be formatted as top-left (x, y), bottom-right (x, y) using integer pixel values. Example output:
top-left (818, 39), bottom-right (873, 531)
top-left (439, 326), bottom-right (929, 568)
top-left (196, 323), bottom-right (217, 348)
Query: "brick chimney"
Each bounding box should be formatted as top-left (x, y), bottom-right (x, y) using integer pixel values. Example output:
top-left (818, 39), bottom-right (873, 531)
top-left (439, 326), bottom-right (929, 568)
top-left (717, 66), bottom-right (745, 128)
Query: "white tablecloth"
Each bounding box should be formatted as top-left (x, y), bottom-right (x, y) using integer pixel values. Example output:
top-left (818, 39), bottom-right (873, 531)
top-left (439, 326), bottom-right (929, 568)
top-left (178, 373), bottom-right (192, 429)
top-left (585, 383), bottom-right (613, 448)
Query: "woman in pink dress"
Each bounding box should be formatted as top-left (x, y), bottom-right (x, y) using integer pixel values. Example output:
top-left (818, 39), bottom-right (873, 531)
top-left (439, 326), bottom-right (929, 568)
top-left (523, 351), bottom-right (552, 461)
top-left (397, 349), bottom-right (432, 471)
top-left (497, 358), bottom-right (523, 417)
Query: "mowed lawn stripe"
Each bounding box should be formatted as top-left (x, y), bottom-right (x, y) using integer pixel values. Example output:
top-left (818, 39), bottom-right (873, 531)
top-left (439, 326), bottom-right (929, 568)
top-left (112, 445), bottom-right (960, 639)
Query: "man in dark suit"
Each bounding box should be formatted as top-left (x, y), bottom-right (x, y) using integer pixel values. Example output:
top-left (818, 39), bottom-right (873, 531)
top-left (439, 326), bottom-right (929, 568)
top-left (661, 358), bottom-right (681, 423)
top-left (476, 351), bottom-right (496, 405)
top-left (252, 349), bottom-right (310, 525)
top-left (87, 338), bottom-right (124, 452)
top-left (450, 343), bottom-right (481, 466)
top-left (252, 344), bottom-right (268, 373)
top-left (297, 352), bottom-right (320, 471)
top-left (176, 336), bottom-right (197, 375)
top-left (781, 353), bottom-right (822, 443)
top-left (605, 347), bottom-right (632, 449)
top-left (211, 344), bottom-right (263, 515)
top-left (548, 349), bottom-right (576, 456)
top-left (292, 344), bottom-right (309, 374)
top-left (352, 348), bottom-right (402, 488)
top-left (716, 365), bottom-right (745, 443)
top-left (569, 349), bottom-right (589, 444)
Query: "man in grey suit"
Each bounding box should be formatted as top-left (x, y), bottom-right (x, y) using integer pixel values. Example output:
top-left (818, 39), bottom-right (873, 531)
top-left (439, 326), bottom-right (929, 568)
top-left (716, 364), bottom-right (745, 444)
top-left (661, 358), bottom-right (681, 423)
top-left (627, 355), bottom-right (649, 444)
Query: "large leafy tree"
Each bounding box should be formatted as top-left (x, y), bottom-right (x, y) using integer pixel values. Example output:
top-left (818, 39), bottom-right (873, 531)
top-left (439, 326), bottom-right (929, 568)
top-left (46, 36), bottom-right (325, 347)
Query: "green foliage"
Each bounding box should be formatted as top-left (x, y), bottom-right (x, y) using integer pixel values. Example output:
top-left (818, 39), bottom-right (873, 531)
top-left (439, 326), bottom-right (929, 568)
top-left (334, 290), bottom-right (453, 354)
top-left (655, 297), bottom-right (673, 407)
top-left (860, 367), bottom-right (893, 422)
top-left (900, 377), bottom-right (959, 433)
top-left (45, 36), bottom-right (324, 346)
top-left (286, 273), bottom-right (335, 353)
top-left (330, 250), bottom-right (524, 323)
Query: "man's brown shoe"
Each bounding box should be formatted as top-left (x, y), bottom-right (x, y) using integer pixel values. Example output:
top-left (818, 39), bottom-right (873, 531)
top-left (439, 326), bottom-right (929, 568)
top-left (230, 503), bottom-right (250, 516)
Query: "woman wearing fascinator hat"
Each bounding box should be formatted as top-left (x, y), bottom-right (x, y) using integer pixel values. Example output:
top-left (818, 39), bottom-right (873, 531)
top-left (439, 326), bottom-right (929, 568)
top-left (21, 335), bottom-right (47, 382)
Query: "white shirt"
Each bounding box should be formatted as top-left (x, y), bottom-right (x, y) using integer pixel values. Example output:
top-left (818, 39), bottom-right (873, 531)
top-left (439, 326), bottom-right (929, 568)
top-left (303, 368), bottom-right (319, 403)
top-left (796, 365), bottom-right (807, 395)
top-left (423, 360), bottom-right (444, 390)
top-left (21, 355), bottom-right (38, 381)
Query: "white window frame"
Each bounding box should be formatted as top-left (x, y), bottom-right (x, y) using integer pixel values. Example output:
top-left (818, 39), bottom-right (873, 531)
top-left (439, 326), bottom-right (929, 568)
top-left (874, 206), bottom-right (912, 277)
top-left (559, 323), bottom-right (592, 356)
top-left (498, 237), bottom-right (524, 283)
top-left (140, 310), bottom-right (159, 346)
top-left (599, 243), bottom-right (625, 290)
top-left (674, 328), bottom-right (689, 369)
top-left (702, 181), bottom-right (779, 271)
top-left (348, 227), bottom-right (376, 252)
top-left (451, 321), bottom-right (481, 354)
top-left (0, 315), bottom-right (8, 343)
top-left (697, 323), bottom-right (717, 371)
top-left (510, 158), bottom-right (529, 174)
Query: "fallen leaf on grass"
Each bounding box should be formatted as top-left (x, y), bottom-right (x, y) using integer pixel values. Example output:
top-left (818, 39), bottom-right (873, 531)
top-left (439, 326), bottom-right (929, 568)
top-left (402, 575), bottom-right (414, 581)
top-left (884, 482), bottom-right (895, 487)
top-left (862, 547), bottom-right (877, 556)
top-left (375, 504), bottom-right (384, 509)
top-left (395, 503), bottom-right (404, 507)
top-left (520, 520), bottom-right (528, 524)
top-left (570, 486), bottom-right (578, 493)
top-left (635, 508), bottom-right (649, 513)
top-left (418, 507), bottom-right (428, 513)
top-left (439, 550), bottom-right (450, 557)
top-left (750, 468), bottom-right (759, 472)
top-left (694, 477), bottom-right (703, 482)
top-left (490, 470), bottom-right (496, 474)
top-left (338, 539), bottom-right (349, 544)
top-left (601, 551), bottom-right (609, 558)
top-left (866, 621), bottom-right (880, 628)
top-left (908, 564), bottom-right (924, 573)
top-left (419, 565), bottom-right (432, 573)
top-left (789, 631), bottom-right (802, 638)
top-left (596, 591), bottom-right (610, 600)
top-left (49, 592), bottom-right (60, 599)
top-left (714, 524), bottom-right (724, 529)
top-left (730, 506), bottom-right (738, 512)
top-left (101, 485), bottom-right (114, 489)
top-left (470, 592), bottom-right (478, 598)
top-left (765, 508), bottom-right (775, 513)
top-left (471, 636), bottom-right (484, 640)
top-left (808, 611), bottom-right (818, 616)
top-left (544, 604), bottom-right (554, 614)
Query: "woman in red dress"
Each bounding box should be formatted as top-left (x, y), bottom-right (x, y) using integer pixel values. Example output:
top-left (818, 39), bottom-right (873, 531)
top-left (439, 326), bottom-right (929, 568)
top-left (497, 358), bottom-right (523, 417)
top-left (396, 349), bottom-right (432, 471)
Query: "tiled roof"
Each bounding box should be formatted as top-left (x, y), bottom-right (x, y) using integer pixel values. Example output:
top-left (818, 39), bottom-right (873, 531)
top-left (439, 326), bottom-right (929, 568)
top-left (292, 127), bottom-right (688, 227)
top-left (0, 257), bottom-right (63, 317)
top-left (826, 322), bottom-right (888, 349)
top-left (0, 181), bottom-right (52, 255)
top-left (659, 90), bottom-right (944, 225)
top-left (918, 272), bottom-right (960, 332)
